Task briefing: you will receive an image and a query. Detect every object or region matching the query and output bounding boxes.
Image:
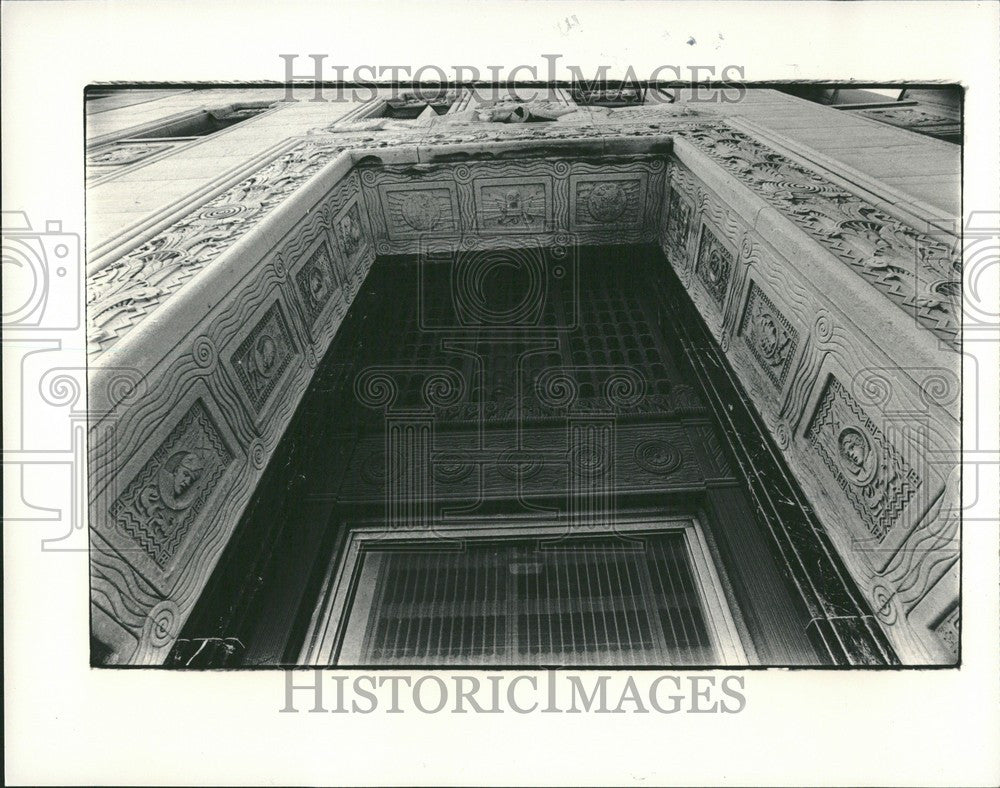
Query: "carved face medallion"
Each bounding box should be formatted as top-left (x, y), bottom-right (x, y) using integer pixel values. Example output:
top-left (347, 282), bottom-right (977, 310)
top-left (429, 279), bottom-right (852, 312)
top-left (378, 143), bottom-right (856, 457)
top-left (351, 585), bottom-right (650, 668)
top-left (339, 209), bottom-right (362, 257)
top-left (705, 249), bottom-right (725, 283)
top-left (254, 334), bottom-right (279, 377)
top-left (158, 450), bottom-right (205, 509)
top-left (837, 427), bottom-right (877, 485)
top-left (307, 266), bottom-right (328, 306)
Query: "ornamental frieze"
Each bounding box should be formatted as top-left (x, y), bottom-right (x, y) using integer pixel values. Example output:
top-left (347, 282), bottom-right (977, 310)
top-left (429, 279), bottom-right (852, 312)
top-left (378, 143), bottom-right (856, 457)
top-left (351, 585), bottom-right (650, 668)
top-left (86, 117), bottom-right (961, 360)
top-left (674, 125), bottom-right (961, 346)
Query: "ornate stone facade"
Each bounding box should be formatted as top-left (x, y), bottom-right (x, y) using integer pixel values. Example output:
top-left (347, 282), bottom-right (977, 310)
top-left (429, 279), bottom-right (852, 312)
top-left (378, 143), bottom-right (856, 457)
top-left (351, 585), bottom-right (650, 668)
top-left (87, 104), bottom-right (960, 666)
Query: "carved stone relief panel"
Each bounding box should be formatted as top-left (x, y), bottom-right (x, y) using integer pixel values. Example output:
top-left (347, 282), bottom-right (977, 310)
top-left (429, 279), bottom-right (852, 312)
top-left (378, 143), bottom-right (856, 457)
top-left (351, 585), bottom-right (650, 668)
top-left (663, 185), bottom-right (694, 270)
top-left (570, 174), bottom-right (645, 231)
top-left (805, 375), bottom-right (922, 545)
top-left (474, 177), bottom-right (553, 234)
top-left (293, 238), bottom-right (342, 332)
top-left (87, 138), bottom-right (349, 356)
top-left (673, 124), bottom-right (961, 346)
top-left (229, 301), bottom-right (298, 414)
top-left (695, 222), bottom-right (735, 310)
top-left (111, 398), bottom-right (234, 571)
top-left (87, 140), bottom-right (179, 176)
top-left (738, 281), bottom-right (799, 389)
top-left (332, 199), bottom-right (370, 277)
top-left (377, 182), bottom-right (460, 240)
top-left (361, 157), bottom-right (665, 255)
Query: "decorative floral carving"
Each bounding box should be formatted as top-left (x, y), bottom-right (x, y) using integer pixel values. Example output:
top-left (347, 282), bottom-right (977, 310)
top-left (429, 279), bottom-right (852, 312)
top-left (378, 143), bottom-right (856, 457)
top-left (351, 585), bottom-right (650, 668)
top-left (231, 303), bottom-right (296, 412)
top-left (739, 282), bottom-right (798, 387)
top-left (87, 141), bottom-right (175, 169)
top-left (431, 453), bottom-right (476, 484)
top-left (111, 399), bottom-right (233, 569)
top-left (88, 138), bottom-right (348, 355)
top-left (696, 224), bottom-right (733, 307)
top-left (806, 376), bottom-right (922, 543)
top-left (859, 106), bottom-right (958, 131)
top-left (675, 124), bottom-right (960, 345)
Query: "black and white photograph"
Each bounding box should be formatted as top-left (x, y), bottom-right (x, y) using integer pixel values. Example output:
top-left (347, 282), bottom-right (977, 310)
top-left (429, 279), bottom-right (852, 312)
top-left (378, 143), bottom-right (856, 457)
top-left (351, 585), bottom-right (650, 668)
top-left (86, 81), bottom-right (962, 669)
top-left (3, 1), bottom-right (999, 785)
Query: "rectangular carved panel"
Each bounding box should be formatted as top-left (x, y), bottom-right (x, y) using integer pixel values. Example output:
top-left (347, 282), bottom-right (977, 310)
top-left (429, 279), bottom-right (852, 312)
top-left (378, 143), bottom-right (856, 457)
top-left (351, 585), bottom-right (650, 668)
top-left (379, 184), bottom-right (459, 239)
top-left (663, 187), bottom-right (693, 266)
top-left (294, 240), bottom-right (341, 329)
top-left (738, 281), bottom-right (798, 388)
top-left (806, 376), bottom-right (922, 543)
top-left (475, 179), bottom-right (552, 234)
top-left (231, 302), bottom-right (296, 412)
top-left (110, 399), bottom-right (234, 569)
top-left (571, 176), bottom-right (643, 230)
top-left (695, 223), bottom-right (733, 308)
top-left (333, 201), bottom-right (367, 275)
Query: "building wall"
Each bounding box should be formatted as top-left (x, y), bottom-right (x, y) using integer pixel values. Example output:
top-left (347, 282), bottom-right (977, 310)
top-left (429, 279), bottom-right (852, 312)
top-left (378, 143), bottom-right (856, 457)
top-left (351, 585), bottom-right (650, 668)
top-left (85, 88), bottom-right (961, 665)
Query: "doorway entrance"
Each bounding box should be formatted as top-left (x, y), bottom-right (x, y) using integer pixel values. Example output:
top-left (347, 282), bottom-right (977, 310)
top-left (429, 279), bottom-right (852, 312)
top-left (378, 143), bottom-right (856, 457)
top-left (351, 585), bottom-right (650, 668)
top-left (172, 243), bottom-right (895, 668)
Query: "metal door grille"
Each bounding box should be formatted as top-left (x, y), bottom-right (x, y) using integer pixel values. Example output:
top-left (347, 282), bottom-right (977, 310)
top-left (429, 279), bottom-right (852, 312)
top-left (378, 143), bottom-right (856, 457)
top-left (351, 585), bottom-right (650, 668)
top-left (350, 532), bottom-right (716, 666)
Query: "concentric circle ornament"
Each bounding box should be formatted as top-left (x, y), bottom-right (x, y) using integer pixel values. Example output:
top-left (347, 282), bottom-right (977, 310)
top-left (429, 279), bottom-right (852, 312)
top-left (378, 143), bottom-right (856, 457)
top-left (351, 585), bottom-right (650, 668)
top-left (871, 585), bottom-right (898, 625)
top-left (633, 438), bottom-right (682, 475)
top-left (432, 453), bottom-right (475, 484)
top-left (813, 310), bottom-right (835, 344)
top-left (195, 202), bottom-right (261, 223)
top-left (192, 335), bottom-right (218, 369)
top-left (249, 438), bottom-right (267, 469)
top-left (1, 237), bottom-right (47, 325)
top-left (147, 601), bottom-right (180, 647)
top-left (570, 444), bottom-right (610, 477)
top-left (496, 449), bottom-right (545, 482)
